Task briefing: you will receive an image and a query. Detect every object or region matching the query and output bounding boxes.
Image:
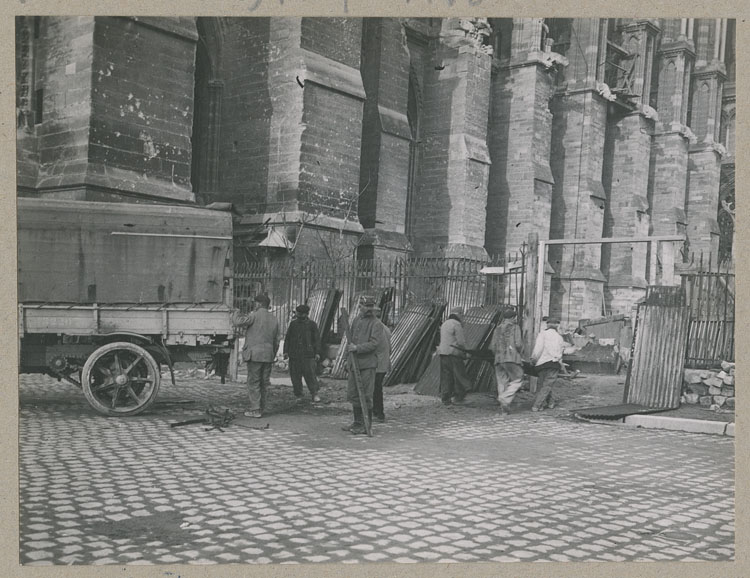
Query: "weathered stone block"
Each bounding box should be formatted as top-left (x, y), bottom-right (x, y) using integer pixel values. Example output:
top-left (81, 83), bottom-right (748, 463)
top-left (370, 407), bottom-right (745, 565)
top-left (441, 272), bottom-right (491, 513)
top-left (713, 395), bottom-right (727, 407)
top-left (704, 376), bottom-right (723, 388)
top-left (721, 386), bottom-right (734, 397)
top-left (721, 360), bottom-right (735, 372)
top-left (708, 386), bottom-right (722, 396)
top-left (683, 369), bottom-right (704, 384)
top-left (723, 374), bottom-right (734, 386)
top-left (684, 393), bottom-right (700, 404)
top-left (725, 397), bottom-right (735, 409)
top-left (699, 395), bottom-right (713, 407)
top-left (687, 383), bottom-right (708, 396)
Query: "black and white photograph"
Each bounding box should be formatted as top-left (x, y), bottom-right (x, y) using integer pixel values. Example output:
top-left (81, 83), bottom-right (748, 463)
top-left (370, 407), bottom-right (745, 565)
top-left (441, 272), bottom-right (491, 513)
top-left (9, 7), bottom-right (741, 575)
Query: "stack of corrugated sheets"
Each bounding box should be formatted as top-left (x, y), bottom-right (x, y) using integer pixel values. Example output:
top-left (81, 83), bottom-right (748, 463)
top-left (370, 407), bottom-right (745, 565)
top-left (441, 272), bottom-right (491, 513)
top-left (330, 288), bottom-right (393, 379)
top-left (382, 301), bottom-right (446, 387)
top-left (414, 305), bottom-right (504, 396)
top-left (307, 288), bottom-right (342, 346)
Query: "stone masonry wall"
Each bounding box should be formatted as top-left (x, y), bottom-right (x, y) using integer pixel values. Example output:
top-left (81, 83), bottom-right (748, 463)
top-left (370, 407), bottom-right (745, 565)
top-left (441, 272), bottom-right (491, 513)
top-left (602, 112), bottom-right (653, 314)
top-left (549, 90), bottom-right (608, 322)
top-left (411, 19), bottom-right (492, 259)
top-left (358, 18), bottom-right (411, 233)
top-left (298, 18), bottom-right (365, 222)
top-left (686, 146), bottom-right (722, 258)
top-left (486, 21), bottom-right (556, 257)
top-left (299, 82), bottom-right (364, 219)
top-left (15, 17), bottom-right (42, 190)
top-left (30, 17), bottom-right (95, 195)
top-left (218, 18), bottom-right (276, 212)
top-left (87, 17), bottom-right (198, 201)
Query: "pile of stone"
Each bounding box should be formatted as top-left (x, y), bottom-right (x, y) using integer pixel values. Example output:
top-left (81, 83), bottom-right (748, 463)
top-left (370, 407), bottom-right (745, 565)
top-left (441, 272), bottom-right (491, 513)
top-left (681, 361), bottom-right (735, 410)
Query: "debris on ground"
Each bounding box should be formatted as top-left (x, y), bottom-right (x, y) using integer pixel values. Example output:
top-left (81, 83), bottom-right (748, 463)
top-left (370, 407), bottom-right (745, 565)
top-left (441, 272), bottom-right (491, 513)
top-left (169, 406), bottom-right (235, 431)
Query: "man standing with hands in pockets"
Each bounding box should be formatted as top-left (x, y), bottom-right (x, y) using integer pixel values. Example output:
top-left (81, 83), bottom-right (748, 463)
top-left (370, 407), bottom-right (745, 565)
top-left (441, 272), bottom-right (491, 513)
top-left (284, 304), bottom-right (323, 404)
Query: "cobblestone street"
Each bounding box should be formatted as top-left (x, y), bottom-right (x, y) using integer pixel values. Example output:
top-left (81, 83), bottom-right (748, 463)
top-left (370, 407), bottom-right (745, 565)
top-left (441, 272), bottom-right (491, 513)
top-left (19, 373), bottom-right (734, 567)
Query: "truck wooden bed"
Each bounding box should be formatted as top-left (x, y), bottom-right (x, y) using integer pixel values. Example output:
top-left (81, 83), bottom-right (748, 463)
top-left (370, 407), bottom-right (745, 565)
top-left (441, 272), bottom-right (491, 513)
top-left (18, 197), bottom-right (235, 416)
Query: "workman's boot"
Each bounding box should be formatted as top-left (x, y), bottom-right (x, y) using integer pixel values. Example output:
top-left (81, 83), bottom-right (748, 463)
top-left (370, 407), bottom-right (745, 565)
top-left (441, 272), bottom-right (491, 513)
top-left (342, 407), bottom-right (364, 432)
top-left (345, 409), bottom-right (373, 435)
top-left (350, 407), bottom-right (367, 435)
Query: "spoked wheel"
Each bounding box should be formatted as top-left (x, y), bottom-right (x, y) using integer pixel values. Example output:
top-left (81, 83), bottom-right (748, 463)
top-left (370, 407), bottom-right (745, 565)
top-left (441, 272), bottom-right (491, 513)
top-left (81, 342), bottom-right (161, 416)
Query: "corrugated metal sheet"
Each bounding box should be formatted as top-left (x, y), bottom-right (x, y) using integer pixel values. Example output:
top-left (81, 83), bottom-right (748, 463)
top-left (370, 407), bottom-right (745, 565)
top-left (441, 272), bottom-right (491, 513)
top-left (306, 288), bottom-right (342, 352)
top-left (624, 286), bottom-right (690, 409)
top-left (383, 302), bottom-right (441, 387)
top-left (414, 305), bottom-right (503, 396)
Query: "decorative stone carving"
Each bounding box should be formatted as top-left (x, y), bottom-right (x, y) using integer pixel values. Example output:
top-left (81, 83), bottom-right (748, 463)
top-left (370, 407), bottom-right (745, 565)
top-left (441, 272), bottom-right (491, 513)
top-left (641, 104), bottom-right (659, 121)
top-left (448, 18), bottom-right (493, 54)
top-left (597, 82), bottom-right (617, 102)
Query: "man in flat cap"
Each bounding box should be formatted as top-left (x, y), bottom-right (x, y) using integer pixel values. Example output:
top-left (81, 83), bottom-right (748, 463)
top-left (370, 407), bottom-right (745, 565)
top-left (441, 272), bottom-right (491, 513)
top-left (491, 307), bottom-right (526, 415)
top-left (284, 303), bottom-right (322, 403)
top-left (530, 316), bottom-right (565, 412)
top-left (437, 306), bottom-right (470, 406)
top-left (232, 293), bottom-right (279, 418)
top-left (342, 295), bottom-right (384, 434)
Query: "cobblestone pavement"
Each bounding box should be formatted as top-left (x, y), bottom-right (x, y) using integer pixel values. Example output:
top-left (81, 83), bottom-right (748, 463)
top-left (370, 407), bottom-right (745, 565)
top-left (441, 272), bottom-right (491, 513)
top-left (19, 373), bottom-right (734, 566)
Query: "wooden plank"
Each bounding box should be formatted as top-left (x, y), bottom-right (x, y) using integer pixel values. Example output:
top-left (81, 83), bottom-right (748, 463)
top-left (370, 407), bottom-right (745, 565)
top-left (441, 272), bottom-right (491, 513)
top-left (21, 305), bottom-right (232, 336)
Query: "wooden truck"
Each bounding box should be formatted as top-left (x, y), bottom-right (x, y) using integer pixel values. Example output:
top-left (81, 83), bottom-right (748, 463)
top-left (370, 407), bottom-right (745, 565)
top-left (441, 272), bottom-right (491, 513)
top-left (18, 197), bottom-right (235, 417)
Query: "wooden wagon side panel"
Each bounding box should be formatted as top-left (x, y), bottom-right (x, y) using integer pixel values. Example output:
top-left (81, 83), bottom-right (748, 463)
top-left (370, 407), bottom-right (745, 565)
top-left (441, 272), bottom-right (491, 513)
top-left (18, 198), bottom-right (232, 305)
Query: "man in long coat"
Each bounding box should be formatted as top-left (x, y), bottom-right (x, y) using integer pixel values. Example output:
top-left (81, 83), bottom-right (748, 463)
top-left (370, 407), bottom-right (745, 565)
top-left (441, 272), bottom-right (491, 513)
top-left (342, 295), bottom-right (384, 435)
top-left (232, 294), bottom-right (279, 418)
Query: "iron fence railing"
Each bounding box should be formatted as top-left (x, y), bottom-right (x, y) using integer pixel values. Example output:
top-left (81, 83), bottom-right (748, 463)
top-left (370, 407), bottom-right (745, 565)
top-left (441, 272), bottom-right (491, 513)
top-left (233, 249), bottom-right (527, 340)
top-left (680, 252), bottom-right (735, 367)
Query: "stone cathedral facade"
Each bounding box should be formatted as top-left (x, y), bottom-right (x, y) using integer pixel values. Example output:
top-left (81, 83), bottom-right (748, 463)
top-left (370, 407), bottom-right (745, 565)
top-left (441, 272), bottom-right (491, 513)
top-left (16, 17), bottom-right (735, 324)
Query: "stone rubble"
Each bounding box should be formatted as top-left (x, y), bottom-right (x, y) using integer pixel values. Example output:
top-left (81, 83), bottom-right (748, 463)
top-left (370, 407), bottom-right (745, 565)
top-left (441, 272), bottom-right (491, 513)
top-left (681, 362), bottom-right (735, 410)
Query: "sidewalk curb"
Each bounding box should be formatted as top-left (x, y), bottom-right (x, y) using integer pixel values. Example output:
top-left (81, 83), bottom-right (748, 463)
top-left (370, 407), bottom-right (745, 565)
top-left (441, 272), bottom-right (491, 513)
top-left (623, 414), bottom-right (734, 437)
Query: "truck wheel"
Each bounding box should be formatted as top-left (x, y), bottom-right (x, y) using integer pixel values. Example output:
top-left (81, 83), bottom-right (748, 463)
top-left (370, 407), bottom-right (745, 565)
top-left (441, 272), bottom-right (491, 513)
top-left (81, 342), bottom-right (161, 417)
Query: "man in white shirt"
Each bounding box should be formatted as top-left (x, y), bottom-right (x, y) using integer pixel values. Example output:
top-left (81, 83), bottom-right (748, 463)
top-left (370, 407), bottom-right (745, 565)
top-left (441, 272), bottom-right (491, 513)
top-left (530, 317), bottom-right (565, 412)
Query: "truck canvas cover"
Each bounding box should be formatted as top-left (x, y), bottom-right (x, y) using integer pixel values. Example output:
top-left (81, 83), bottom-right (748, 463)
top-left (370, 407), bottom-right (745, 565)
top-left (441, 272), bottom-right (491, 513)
top-left (18, 198), bottom-right (232, 305)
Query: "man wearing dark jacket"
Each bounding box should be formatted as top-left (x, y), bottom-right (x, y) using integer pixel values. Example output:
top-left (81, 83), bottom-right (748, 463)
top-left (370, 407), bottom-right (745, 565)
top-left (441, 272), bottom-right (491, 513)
top-left (284, 304), bottom-right (322, 403)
